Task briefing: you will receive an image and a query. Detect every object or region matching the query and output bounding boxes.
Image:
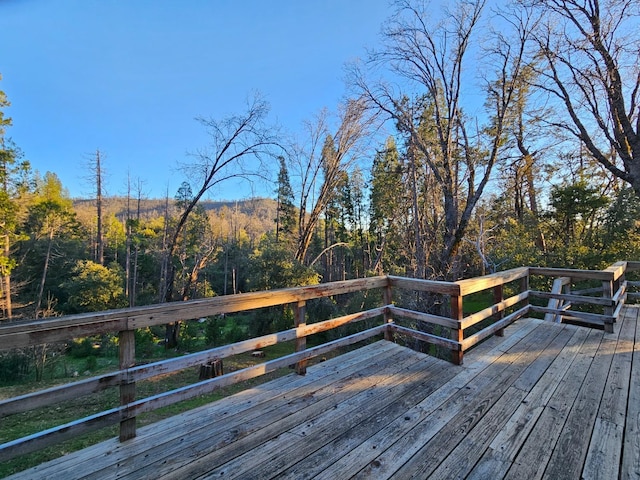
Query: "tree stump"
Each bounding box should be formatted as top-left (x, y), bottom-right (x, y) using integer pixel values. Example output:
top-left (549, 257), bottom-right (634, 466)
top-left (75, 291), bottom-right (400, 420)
top-left (199, 359), bottom-right (223, 379)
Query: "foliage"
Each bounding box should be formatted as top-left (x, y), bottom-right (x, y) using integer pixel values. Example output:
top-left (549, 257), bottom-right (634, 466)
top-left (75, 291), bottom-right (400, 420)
top-left (134, 327), bottom-right (160, 358)
top-left (356, 0), bottom-right (531, 279)
top-left (60, 260), bottom-right (127, 313)
top-left (275, 156), bottom-right (296, 242)
top-left (248, 233), bottom-right (319, 291)
top-left (369, 137), bottom-right (407, 275)
top-left (0, 86), bottom-right (33, 318)
top-left (67, 338), bottom-right (99, 358)
top-left (21, 172), bottom-right (83, 316)
top-left (1, 0), bottom-right (640, 401)
top-left (0, 350), bottom-right (30, 384)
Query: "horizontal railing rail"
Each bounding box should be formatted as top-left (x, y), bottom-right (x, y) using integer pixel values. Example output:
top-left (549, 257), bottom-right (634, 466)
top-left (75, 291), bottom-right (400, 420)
top-left (0, 276), bottom-right (390, 351)
top-left (0, 306), bottom-right (389, 418)
top-left (0, 261), bottom-right (635, 464)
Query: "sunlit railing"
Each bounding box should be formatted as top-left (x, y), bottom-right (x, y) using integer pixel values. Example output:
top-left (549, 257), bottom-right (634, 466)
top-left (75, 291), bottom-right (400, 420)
top-left (0, 261), bottom-right (635, 462)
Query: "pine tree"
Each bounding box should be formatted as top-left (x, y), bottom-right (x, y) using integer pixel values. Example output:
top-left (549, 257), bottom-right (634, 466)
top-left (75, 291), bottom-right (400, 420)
top-left (369, 137), bottom-right (404, 274)
top-left (26, 172), bottom-right (77, 317)
top-left (0, 75), bottom-right (32, 319)
top-left (274, 156), bottom-right (295, 243)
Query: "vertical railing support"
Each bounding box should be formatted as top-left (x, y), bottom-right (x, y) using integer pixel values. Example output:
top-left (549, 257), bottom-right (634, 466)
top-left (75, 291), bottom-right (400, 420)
top-left (118, 328), bottom-right (136, 441)
top-left (545, 277), bottom-right (571, 323)
top-left (520, 272), bottom-right (530, 310)
top-left (450, 294), bottom-right (464, 365)
top-left (383, 282), bottom-right (394, 341)
top-left (613, 272), bottom-right (623, 321)
top-left (493, 284), bottom-right (505, 337)
top-left (603, 279), bottom-right (614, 333)
top-left (294, 300), bottom-right (307, 375)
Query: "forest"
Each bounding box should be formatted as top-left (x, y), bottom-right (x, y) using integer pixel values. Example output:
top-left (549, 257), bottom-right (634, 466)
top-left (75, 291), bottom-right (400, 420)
top-left (1, 0), bottom-right (639, 347)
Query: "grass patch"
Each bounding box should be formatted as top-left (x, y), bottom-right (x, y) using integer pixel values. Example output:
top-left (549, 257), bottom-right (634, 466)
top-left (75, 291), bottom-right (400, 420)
top-left (462, 291), bottom-right (494, 315)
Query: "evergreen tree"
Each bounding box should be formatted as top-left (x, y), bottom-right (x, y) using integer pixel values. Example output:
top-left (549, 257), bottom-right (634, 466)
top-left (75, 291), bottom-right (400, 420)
top-left (274, 156), bottom-right (295, 242)
top-left (0, 75), bottom-right (32, 319)
top-left (25, 172), bottom-right (79, 317)
top-left (369, 137), bottom-right (404, 274)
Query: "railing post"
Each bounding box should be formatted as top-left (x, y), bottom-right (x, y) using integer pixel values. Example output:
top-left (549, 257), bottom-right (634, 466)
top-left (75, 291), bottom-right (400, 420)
top-left (613, 271), bottom-right (623, 319)
top-left (383, 283), bottom-right (393, 341)
top-left (294, 301), bottom-right (307, 375)
top-left (520, 273), bottom-right (530, 309)
top-left (119, 328), bottom-right (136, 441)
top-left (603, 279), bottom-right (614, 333)
top-left (493, 284), bottom-right (505, 337)
top-left (450, 294), bottom-right (464, 365)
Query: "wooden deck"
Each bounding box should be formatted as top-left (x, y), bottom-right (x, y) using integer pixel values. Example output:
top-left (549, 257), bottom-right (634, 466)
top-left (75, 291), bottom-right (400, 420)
top-left (7, 306), bottom-right (640, 479)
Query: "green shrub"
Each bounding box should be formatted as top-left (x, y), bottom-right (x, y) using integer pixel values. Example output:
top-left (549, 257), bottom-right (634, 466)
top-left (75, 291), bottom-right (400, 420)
top-left (66, 338), bottom-right (97, 358)
top-left (179, 320), bottom-right (205, 351)
top-left (0, 351), bottom-right (31, 384)
top-left (223, 319), bottom-right (247, 344)
top-left (84, 355), bottom-right (98, 371)
top-left (205, 316), bottom-right (223, 346)
top-left (134, 328), bottom-right (159, 358)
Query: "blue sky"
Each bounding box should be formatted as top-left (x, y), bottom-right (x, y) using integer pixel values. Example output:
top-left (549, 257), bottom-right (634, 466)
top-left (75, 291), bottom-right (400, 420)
top-left (0, 1), bottom-right (392, 199)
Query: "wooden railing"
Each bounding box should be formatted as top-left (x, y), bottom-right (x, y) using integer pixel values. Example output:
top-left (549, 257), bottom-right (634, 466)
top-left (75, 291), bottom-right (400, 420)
top-left (0, 261), bottom-right (636, 462)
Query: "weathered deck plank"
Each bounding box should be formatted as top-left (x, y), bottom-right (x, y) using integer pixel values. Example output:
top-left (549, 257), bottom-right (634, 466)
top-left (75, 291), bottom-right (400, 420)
top-left (583, 304), bottom-right (636, 479)
top-left (352, 318), bottom-right (567, 479)
top-left (104, 343), bottom-right (414, 480)
top-left (435, 323), bottom-right (587, 480)
top-left (167, 348), bottom-right (441, 480)
top-left (310, 318), bottom-right (541, 480)
top-left (210, 357), bottom-right (445, 479)
top-left (386, 321), bottom-right (573, 479)
top-left (467, 325), bottom-right (590, 480)
top-left (503, 327), bottom-right (605, 480)
top-left (542, 306), bottom-right (624, 479)
top-left (27, 341), bottom-right (404, 480)
top-left (622, 305), bottom-right (640, 479)
top-left (6, 307), bottom-right (640, 480)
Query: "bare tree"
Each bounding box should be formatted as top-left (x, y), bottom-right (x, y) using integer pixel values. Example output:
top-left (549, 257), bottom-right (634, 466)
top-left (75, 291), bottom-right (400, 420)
top-left (497, 57), bottom-right (551, 252)
top-left (524, 0), bottom-right (640, 193)
top-left (353, 0), bottom-right (531, 279)
top-left (124, 174), bottom-right (147, 307)
top-left (162, 95), bottom-right (275, 348)
top-left (290, 99), bottom-right (372, 265)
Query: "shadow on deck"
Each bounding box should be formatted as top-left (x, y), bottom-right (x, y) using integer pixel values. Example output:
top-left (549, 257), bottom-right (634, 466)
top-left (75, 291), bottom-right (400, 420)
top-left (9, 306), bottom-right (640, 479)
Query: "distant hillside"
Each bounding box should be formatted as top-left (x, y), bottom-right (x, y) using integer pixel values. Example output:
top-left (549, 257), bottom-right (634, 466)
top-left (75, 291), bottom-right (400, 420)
top-left (74, 197), bottom-right (279, 221)
top-left (72, 197), bottom-right (280, 244)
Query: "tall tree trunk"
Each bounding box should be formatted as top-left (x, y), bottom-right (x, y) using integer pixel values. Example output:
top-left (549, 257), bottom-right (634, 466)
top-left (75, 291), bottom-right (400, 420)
top-left (159, 190), bottom-right (170, 303)
top-left (408, 146), bottom-right (425, 279)
top-left (95, 150), bottom-right (104, 265)
top-left (2, 233), bottom-right (11, 319)
top-left (125, 222), bottom-right (132, 305)
top-left (34, 229), bottom-right (54, 318)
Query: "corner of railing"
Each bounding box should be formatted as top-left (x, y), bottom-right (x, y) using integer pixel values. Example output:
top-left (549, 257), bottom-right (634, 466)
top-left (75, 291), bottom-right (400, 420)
top-left (450, 292), bottom-right (464, 365)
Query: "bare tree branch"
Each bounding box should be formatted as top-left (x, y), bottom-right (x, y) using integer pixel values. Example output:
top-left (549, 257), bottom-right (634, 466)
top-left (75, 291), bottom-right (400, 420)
top-left (524, 0), bottom-right (640, 189)
top-left (353, 0), bottom-right (530, 278)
